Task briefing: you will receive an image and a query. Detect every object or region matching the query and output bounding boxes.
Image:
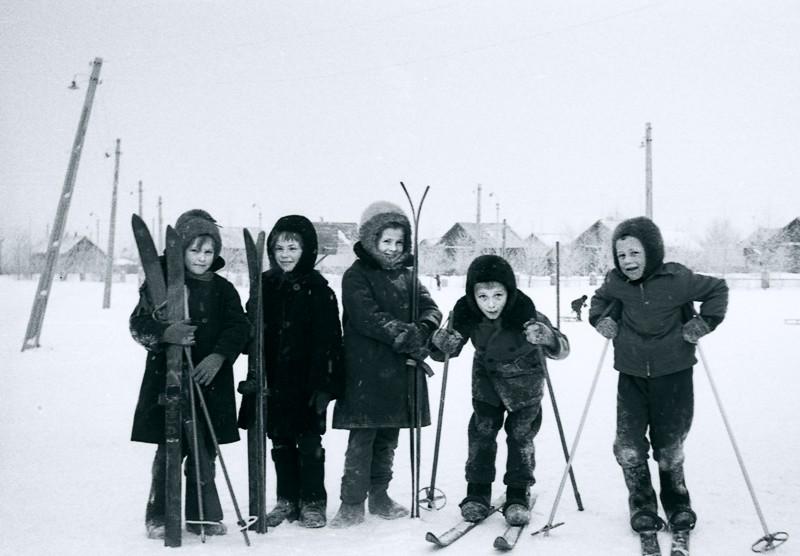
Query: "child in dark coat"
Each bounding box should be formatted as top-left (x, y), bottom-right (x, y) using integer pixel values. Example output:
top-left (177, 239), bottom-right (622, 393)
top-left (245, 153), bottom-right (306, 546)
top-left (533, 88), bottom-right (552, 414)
top-left (589, 217), bottom-right (728, 535)
top-left (237, 215), bottom-right (344, 528)
top-left (130, 209), bottom-right (250, 539)
top-left (430, 255), bottom-right (569, 526)
top-left (330, 201), bottom-right (442, 527)
top-left (570, 294), bottom-right (588, 321)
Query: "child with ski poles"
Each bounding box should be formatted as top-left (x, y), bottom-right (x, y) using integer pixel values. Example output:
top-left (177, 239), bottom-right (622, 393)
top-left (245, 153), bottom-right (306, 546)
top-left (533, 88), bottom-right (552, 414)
top-left (237, 215), bottom-right (344, 528)
top-left (330, 200), bottom-right (442, 527)
top-left (588, 216), bottom-right (728, 539)
top-left (429, 254), bottom-right (570, 526)
top-left (130, 209), bottom-right (250, 539)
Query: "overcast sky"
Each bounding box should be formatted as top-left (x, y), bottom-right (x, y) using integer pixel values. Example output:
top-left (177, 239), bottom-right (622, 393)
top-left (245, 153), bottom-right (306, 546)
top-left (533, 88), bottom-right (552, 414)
top-left (1, 0), bottom-right (798, 251)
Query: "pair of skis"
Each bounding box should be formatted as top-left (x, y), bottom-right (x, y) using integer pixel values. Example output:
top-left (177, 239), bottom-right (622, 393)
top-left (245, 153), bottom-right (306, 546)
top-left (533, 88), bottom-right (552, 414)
top-left (425, 496), bottom-right (532, 551)
top-left (640, 529), bottom-right (690, 556)
top-left (132, 215), bottom-right (250, 547)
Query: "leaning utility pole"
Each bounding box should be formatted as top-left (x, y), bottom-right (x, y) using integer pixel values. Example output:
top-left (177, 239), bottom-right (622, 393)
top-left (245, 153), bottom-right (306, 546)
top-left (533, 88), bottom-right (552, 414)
top-left (22, 57), bottom-right (103, 350)
top-left (138, 180), bottom-right (143, 218)
top-left (645, 122), bottom-right (653, 219)
top-left (102, 138), bottom-right (121, 309)
top-left (475, 183), bottom-right (482, 255)
top-left (157, 196), bottom-right (163, 252)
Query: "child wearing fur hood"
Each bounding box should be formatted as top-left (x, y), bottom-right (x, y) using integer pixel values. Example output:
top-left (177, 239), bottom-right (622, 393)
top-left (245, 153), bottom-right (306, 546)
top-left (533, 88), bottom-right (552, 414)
top-left (430, 254), bottom-right (569, 526)
top-left (237, 215), bottom-right (344, 528)
top-left (330, 200), bottom-right (442, 527)
top-left (589, 217), bottom-right (728, 536)
top-left (129, 209), bottom-right (250, 539)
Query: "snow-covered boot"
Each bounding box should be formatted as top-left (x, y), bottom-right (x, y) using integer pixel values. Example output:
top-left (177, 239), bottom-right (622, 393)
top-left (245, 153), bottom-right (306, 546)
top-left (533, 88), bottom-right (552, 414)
top-left (264, 498), bottom-right (299, 527)
top-left (668, 508), bottom-right (697, 532)
top-left (622, 464), bottom-right (661, 532)
top-left (145, 519), bottom-right (165, 540)
top-left (459, 482), bottom-right (492, 523)
top-left (503, 486), bottom-right (531, 526)
top-left (329, 501), bottom-right (365, 528)
top-left (659, 467), bottom-right (695, 531)
top-left (186, 521), bottom-right (227, 536)
top-left (299, 500), bottom-right (327, 528)
top-left (368, 488), bottom-right (409, 519)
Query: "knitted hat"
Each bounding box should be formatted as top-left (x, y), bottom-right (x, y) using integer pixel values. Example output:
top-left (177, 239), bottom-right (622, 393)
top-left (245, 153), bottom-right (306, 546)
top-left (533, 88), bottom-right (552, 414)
top-left (266, 214), bottom-right (319, 275)
top-left (465, 254), bottom-right (518, 314)
top-left (174, 209), bottom-right (222, 258)
top-left (357, 201), bottom-right (411, 263)
top-left (611, 216), bottom-right (664, 281)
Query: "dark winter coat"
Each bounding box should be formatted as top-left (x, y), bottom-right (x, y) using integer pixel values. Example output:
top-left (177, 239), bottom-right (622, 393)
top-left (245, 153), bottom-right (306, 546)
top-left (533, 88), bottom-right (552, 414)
top-left (237, 215), bottom-right (344, 439)
top-left (332, 242), bottom-right (442, 429)
top-left (589, 263), bottom-right (727, 378)
top-left (130, 257), bottom-right (250, 445)
top-left (434, 289), bottom-right (569, 412)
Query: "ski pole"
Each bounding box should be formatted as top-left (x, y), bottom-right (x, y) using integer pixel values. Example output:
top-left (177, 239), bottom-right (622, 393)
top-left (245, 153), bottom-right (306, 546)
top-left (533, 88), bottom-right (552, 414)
top-left (186, 357), bottom-right (253, 546)
top-left (538, 346), bottom-right (584, 511)
top-left (696, 343), bottom-right (788, 553)
top-left (183, 293), bottom-right (206, 542)
top-left (533, 338), bottom-right (610, 536)
top-left (420, 311), bottom-right (453, 511)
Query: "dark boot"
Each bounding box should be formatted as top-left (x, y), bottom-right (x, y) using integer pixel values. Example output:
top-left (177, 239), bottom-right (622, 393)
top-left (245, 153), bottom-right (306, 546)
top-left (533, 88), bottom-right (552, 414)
top-left (264, 498), bottom-right (299, 527)
top-left (270, 444), bottom-right (300, 525)
top-left (503, 485), bottom-right (531, 526)
top-left (459, 483), bottom-right (491, 523)
top-left (298, 434), bottom-right (327, 505)
top-left (622, 464), bottom-right (663, 532)
top-left (659, 467), bottom-right (696, 531)
top-left (299, 500), bottom-right (327, 528)
top-left (368, 486), bottom-right (409, 519)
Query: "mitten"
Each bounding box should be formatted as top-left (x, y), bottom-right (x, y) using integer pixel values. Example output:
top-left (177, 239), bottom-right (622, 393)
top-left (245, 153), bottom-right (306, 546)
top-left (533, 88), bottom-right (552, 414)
top-left (595, 317), bottom-right (618, 339)
top-left (237, 374), bottom-right (260, 395)
top-left (393, 323), bottom-right (428, 353)
top-left (308, 390), bottom-right (332, 414)
top-left (162, 320), bottom-right (197, 345)
top-left (431, 328), bottom-right (463, 356)
top-left (523, 320), bottom-right (556, 347)
top-left (682, 316), bottom-right (711, 344)
top-left (192, 353), bottom-right (226, 386)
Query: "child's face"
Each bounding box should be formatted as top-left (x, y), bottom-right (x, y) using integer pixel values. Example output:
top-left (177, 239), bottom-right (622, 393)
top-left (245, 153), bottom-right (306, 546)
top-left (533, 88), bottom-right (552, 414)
top-left (615, 236), bottom-right (646, 280)
top-left (184, 236), bottom-right (215, 275)
top-left (274, 237), bottom-right (303, 272)
top-left (377, 227), bottom-right (404, 260)
top-left (474, 281), bottom-right (508, 320)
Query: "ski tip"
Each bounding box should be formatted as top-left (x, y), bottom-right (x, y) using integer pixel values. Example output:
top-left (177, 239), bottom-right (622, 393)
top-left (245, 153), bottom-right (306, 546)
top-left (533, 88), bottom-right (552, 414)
top-left (493, 537), bottom-right (512, 550)
top-left (425, 532), bottom-right (443, 546)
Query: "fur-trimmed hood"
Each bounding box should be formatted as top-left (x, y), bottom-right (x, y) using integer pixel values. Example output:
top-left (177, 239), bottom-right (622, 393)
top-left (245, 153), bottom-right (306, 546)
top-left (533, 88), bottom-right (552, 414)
top-left (611, 216), bottom-right (664, 283)
top-left (355, 200), bottom-right (412, 270)
top-left (266, 214), bottom-right (319, 277)
top-left (463, 255), bottom-right (519, 319)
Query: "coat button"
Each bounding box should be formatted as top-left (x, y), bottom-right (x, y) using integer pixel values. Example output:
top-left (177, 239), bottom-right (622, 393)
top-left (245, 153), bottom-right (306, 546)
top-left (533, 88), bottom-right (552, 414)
top-left (201, 318), bottom-right (209, 323)
top-left (293, 284), bottom-right (301, 291)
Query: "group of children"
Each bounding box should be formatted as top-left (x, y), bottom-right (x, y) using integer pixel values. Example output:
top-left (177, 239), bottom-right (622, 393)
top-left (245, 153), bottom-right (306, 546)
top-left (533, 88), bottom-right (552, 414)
top-left (130, 204), bottom-right (728, 542)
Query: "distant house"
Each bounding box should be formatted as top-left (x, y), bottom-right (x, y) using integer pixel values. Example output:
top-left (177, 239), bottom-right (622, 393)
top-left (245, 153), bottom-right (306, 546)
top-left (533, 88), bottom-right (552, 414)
top-left (32, 233), bottom-right (107, 279)
top-left (217, 226), bottom-right (263, 274)
top-left (434, 222), bottom-right (527, 273)
top-left (551, 218), bottom-right (620, 275)
top-left (312, 221), bottom-right (358, 272)
top-left (746, 217), bottom-right (800, 272)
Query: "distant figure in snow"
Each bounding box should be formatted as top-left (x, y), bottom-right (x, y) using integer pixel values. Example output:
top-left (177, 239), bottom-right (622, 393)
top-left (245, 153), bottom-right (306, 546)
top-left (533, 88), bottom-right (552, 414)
top-left (129, 209), bottom-right (250, 540)
top-left (330, 201), bottom-right (442, 527)
top-left (236, 215), bottom-right (344, 528)
top-left (435, 273), bottom-right (442, 290)
top-left (430, 255), bottom-right (569, 527)
top-left (589, 217), bottom-right (728, 537)
top-left (570, 294), bottom-right (588, 320)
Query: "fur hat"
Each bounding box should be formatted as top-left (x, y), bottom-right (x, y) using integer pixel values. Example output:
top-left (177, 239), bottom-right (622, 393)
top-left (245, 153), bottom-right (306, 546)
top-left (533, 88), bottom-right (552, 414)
top-left (465, 254), bottom-right (518, 314)
top-left (266, 214), bottom-right (319, 275)
top-left (357, 201), bottom-right (411, 266)
top-left (611, 216), bottom-right (664, 281)
top-left (174, 209), bottom-right (222, 258)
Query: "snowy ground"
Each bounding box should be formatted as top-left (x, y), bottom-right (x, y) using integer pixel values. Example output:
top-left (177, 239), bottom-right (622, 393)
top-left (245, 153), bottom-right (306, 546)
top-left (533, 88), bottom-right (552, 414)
top-left (1, 274), bottom-right (797, 556)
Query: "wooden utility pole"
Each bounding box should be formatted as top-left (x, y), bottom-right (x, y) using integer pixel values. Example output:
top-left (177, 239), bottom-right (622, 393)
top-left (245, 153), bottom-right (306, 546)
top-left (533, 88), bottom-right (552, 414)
top-left (102, 138), bottom-right (121, 309)
top-left (22, 57), bottom-right (103, 350)
top-left (645, 122), bottom-right (653, 219)
top-left (138, 180), bottom-right (143, 217)
top-left (501, 218), bottom-right (507, 259)
top-left (475, 183), bottom-right (482, 255)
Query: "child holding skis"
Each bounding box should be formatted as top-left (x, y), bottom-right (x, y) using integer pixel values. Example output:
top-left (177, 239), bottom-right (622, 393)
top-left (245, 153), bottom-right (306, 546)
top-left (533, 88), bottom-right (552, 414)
top-left (430, 254), bottom-right (570, 526)
top-left (330, 200), bottom-right (442, 527)
top-left (589, 216), bottom-right (728, 537)
top-left (237, 215), bottom-right (344, 528)
top-left (130, 209), bottom-right (250, 539)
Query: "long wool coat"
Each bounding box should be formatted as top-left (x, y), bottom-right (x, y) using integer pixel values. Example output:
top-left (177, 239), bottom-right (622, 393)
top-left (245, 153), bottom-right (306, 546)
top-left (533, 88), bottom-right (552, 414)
top-left (332, 244), bottom-right (442, 429)
top-left (130, 258), bottom-right (250, 445)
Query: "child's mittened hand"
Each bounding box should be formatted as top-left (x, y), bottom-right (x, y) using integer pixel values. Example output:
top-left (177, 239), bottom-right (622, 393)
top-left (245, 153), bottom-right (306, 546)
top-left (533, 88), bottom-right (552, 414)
top-left (682, 317), bottom-right (711, 343)
top-left (393, 323), bottom-right (426, 353)
top-left (524, 322), bottom-right (555, 346)
top-left (595, 317), bottom-right (618, 339)
top-left (192, 353), bottom-right (225, 386)
top-left (431, 329), bottom-right (463, 355)
top-left (162, 321), bottom-right (197, 345)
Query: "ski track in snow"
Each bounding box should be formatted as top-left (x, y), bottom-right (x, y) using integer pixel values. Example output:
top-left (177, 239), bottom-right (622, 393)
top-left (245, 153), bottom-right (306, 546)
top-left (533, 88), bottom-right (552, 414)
top-left (1, 275), bottom-right (797, 555)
